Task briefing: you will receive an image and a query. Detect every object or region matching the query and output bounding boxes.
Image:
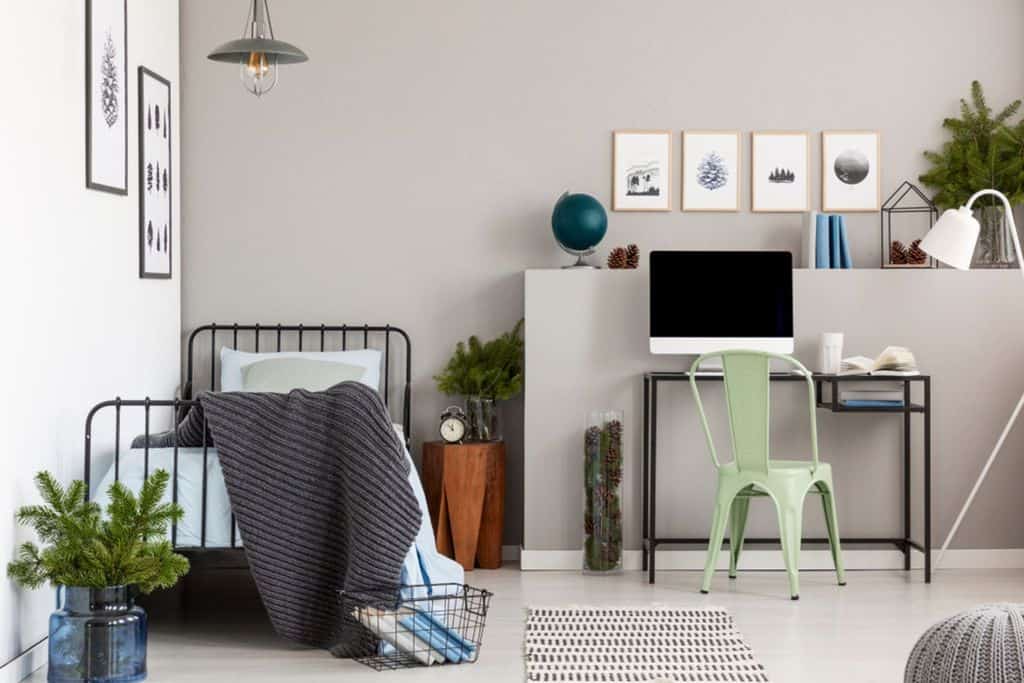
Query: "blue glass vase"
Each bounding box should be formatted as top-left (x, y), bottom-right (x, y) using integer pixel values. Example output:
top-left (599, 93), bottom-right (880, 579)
top-left (48, 586), bottom-right (147, 683)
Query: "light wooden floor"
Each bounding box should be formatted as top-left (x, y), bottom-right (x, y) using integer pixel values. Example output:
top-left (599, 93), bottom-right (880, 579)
top-left (25, 567), bottom-right (1024, 682)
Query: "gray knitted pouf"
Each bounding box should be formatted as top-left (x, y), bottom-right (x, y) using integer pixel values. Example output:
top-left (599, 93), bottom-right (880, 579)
top-left (905, 604), bottom-right (1024, 683)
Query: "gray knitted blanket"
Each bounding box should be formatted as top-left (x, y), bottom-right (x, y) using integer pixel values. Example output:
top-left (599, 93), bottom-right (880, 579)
top-left (138, 383), bottom-right (421, 657)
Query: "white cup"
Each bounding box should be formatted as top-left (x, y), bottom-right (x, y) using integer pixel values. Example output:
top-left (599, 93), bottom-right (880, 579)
top-left (819, 333), bottom-right (844, 374)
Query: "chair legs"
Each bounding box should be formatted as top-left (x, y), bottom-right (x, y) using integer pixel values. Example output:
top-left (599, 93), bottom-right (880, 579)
top-left (775, 495), bottom-right (804, 600)
top-left (729, 496), bottom-right (750, 579)
top-left (819, 482), bottom-right (846, 586)
top-left (701, 479), bottom-right (845, 599)
top-left (701, 495), bottom-right (732, 594)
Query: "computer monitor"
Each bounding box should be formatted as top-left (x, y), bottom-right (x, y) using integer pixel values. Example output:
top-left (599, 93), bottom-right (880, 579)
top-left (649, 250), bottom-right (794, 355)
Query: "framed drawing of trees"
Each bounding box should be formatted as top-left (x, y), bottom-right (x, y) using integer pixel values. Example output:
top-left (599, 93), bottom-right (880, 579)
top-left (86, 0), bottom-right (128, 194)
top-left (138, 68), bottom-right (172, 279)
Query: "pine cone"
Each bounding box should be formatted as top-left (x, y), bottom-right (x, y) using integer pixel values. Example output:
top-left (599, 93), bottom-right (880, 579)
top-left (607, 247), bottom-right (627, 269)
top-left (890, 240), bottom-right (908, 265)
top-left (606, 420), bottom-right (622, 447)
top-left (908, 239), bottom-right (928, 265)
top-left (625, 244), bottom-right (640, 269)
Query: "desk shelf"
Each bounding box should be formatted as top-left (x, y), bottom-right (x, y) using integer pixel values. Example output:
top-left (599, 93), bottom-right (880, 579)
top-left (818, 402), bottom-right (926, 414)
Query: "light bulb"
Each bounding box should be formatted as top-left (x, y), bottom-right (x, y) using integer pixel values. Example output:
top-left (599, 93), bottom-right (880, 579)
top-left (240, 51), bottom-right (278, 97)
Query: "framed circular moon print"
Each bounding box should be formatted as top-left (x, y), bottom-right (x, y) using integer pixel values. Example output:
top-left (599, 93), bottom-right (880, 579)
top-left (822, 131), bottom-right (880, 212)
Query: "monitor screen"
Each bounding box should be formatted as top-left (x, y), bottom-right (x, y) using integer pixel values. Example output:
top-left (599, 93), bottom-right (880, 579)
top-left (649, 251), bottom-right (793, 352)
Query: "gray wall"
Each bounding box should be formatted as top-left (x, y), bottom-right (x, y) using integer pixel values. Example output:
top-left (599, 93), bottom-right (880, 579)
top-left (180, 0), bottom-right (1024, 548)
top-left (525, 269), bottom-right (1024, 552)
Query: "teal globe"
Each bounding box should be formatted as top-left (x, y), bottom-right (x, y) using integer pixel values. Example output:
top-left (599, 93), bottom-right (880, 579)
top-left (552, 192), bottom-right (607, 254)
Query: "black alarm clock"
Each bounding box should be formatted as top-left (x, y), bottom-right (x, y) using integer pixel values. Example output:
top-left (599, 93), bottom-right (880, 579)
top-left (439, 406), bottom-right (468, 444)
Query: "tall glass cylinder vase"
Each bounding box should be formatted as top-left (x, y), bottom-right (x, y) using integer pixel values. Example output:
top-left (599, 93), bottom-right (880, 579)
top-left (466, 396), bottom-right (501, 442)
top-left (583, 410), bottom-right (623, 574)
top-left (973, 204), bottom-right (1018, 268)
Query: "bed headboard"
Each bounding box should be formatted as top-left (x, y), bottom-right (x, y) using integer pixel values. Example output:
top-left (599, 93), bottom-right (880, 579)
top-left (183, 323), bottom-right (412, 440)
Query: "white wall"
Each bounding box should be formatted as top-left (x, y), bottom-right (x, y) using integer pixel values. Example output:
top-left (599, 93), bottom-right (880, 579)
top-left (0, 0), bottom-right (181, 676)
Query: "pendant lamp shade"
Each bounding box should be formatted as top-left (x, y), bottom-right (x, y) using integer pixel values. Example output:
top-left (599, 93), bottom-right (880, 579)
top-left (207, 38), bottom-right (309, 66)
top-left (208, 0), bottom-right (308, 97)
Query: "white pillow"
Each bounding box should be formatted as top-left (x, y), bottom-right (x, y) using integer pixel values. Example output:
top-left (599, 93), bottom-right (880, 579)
top-left (219, 347), bottom-right (382, 393)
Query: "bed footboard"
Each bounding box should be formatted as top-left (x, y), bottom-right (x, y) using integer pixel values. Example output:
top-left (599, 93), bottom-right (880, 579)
top-left (84, 397), bottom-right (233, 552)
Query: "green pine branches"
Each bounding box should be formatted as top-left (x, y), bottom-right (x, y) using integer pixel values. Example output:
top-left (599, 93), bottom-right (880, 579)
top-left (434, 319), bottom-right (524, 401)
top-left (7, 470), bottom-right (189, 593)
top-left (920, 80), bottom-right (1024, 209)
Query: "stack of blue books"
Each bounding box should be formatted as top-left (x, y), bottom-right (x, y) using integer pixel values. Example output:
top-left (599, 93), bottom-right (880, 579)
top-left (806, 212), bottom-right (853, 269)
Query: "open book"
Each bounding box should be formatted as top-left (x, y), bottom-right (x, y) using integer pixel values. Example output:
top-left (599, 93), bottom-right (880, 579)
top-left (840, 346), bottom-right (919, 376)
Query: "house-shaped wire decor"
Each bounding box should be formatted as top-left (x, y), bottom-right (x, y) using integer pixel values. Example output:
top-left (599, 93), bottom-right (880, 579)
top-left (880, 181), bottom-right (939, 268)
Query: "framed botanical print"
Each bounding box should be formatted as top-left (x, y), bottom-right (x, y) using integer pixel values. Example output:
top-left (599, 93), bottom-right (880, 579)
top-left (682, 130), bottom-right (740, 212)
top-left (138, 68), bottom-right (172, 279)
top-left (751, 131), bottom-right (809, 212)
top-left (86, 0), bottom-right (128, 194)
top-left (823, 131), bottom-right (880, 212)
top-left (613, 130), bottom-right (672, 211)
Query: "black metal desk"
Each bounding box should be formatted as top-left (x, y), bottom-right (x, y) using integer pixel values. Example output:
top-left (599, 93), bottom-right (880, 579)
top-left (641, 372), bottom-right (932, 584)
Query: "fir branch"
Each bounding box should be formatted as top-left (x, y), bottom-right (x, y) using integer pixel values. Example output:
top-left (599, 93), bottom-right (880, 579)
top-left (921, 80), bottom-right (1024, 209)
top-left (434, 320), bottom-right (524, 401)
top-left (6, 470), bottom-right (189, 593)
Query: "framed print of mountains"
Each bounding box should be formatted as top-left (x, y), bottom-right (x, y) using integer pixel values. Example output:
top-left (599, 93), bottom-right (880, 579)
top-left (138, 67), bottom-right (172, 279)
top-left (613, 130), bottom-right (672, 211)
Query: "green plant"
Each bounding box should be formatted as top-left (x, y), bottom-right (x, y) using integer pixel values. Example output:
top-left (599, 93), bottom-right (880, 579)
top-left (434, 319), bottom-right (524, 401)
top-left (920, 80), bottom-right (1024, 210)
top-left (7, 470), bottom-right (189, 593)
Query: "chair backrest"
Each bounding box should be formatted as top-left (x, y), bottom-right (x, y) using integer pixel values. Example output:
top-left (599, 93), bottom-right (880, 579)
top-left (689, 350), bottom-right (818, 473)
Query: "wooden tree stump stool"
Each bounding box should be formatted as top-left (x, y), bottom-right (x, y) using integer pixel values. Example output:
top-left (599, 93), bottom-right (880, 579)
top-left (422, 441), bottom-right (506, 571)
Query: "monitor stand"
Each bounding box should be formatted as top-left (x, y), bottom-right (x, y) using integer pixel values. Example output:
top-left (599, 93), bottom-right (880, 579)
top-left (689, 356), bottom-right (804, 376)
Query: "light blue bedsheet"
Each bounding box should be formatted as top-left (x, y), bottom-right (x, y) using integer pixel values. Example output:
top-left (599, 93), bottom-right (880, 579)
top-left (92, 440), bottom-right (465, 589)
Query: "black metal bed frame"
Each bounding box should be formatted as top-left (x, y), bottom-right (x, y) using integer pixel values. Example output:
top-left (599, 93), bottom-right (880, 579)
top-left (83, 323), bottom-right (412, 564)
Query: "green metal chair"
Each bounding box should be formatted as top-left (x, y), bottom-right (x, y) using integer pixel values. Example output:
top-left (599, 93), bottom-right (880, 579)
top-left (690, 350), bottom-right (846, 600)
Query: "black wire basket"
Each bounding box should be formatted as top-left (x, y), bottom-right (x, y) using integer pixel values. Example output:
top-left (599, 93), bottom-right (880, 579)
top-left (338, 583), bottom-right (493, 671)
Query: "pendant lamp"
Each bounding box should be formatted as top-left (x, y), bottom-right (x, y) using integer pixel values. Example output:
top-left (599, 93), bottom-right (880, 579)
top-left (208, 0), bottom-right (308, 97)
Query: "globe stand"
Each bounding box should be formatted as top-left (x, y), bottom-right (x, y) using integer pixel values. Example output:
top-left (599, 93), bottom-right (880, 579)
top-left (559, 243), bottom-right (600, 269)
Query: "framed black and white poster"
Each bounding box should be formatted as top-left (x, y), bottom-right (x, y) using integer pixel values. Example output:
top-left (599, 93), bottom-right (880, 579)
top-left (751, 131), bottom-right (810, 213)
top-left (86, 0), bottom-right (128, 194)
top-left (682, 131), bottom-right (740, 212)
top-left (613, 130), bottom-right (672, 211)
top-left (823, 130), bottom-right (880, 212)
top-left (138, 68), bottom-right (172, 279)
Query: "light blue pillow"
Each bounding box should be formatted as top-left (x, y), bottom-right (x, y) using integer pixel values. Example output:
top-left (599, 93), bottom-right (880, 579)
top-left (219, 348), bottom-right (382, 393)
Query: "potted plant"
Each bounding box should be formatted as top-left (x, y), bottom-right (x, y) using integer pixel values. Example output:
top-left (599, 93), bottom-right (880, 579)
top-left (7, 470), bottom-right (189, 683)
top-left (920, 80), bottom-right (1024, 267)
top-left (435, 320), bottom-right (524, 441)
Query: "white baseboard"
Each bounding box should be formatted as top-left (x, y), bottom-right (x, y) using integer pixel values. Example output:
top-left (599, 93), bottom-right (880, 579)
top-left (519, 548), bottom-right (1024, 571)
top-left (1, 638), bottom-right (46, 683)
top-left (934, 548), bottom-right (1024, 569)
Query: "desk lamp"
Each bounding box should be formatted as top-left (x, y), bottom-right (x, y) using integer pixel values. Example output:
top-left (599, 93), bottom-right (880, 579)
top-left (919, 189), bottom-right (1023, 567)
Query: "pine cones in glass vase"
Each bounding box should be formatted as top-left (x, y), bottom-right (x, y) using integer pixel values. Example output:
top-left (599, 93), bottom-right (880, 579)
top-left (890, 240), bottom-right (908, 265)
top-left (607, 247), bottom-right (627, 269)
top-left (908, 239), bottom-right (928, 265)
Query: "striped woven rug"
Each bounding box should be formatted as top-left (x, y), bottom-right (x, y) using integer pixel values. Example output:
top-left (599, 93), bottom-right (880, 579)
top-left (524, 607), bottom-right (770, 682)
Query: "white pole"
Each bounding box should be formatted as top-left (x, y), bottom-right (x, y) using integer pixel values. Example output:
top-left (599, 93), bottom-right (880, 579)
top-left (936, 389), bottom-right (1024, 567)
top-left (936, 189), bottom-right (1024, 569)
